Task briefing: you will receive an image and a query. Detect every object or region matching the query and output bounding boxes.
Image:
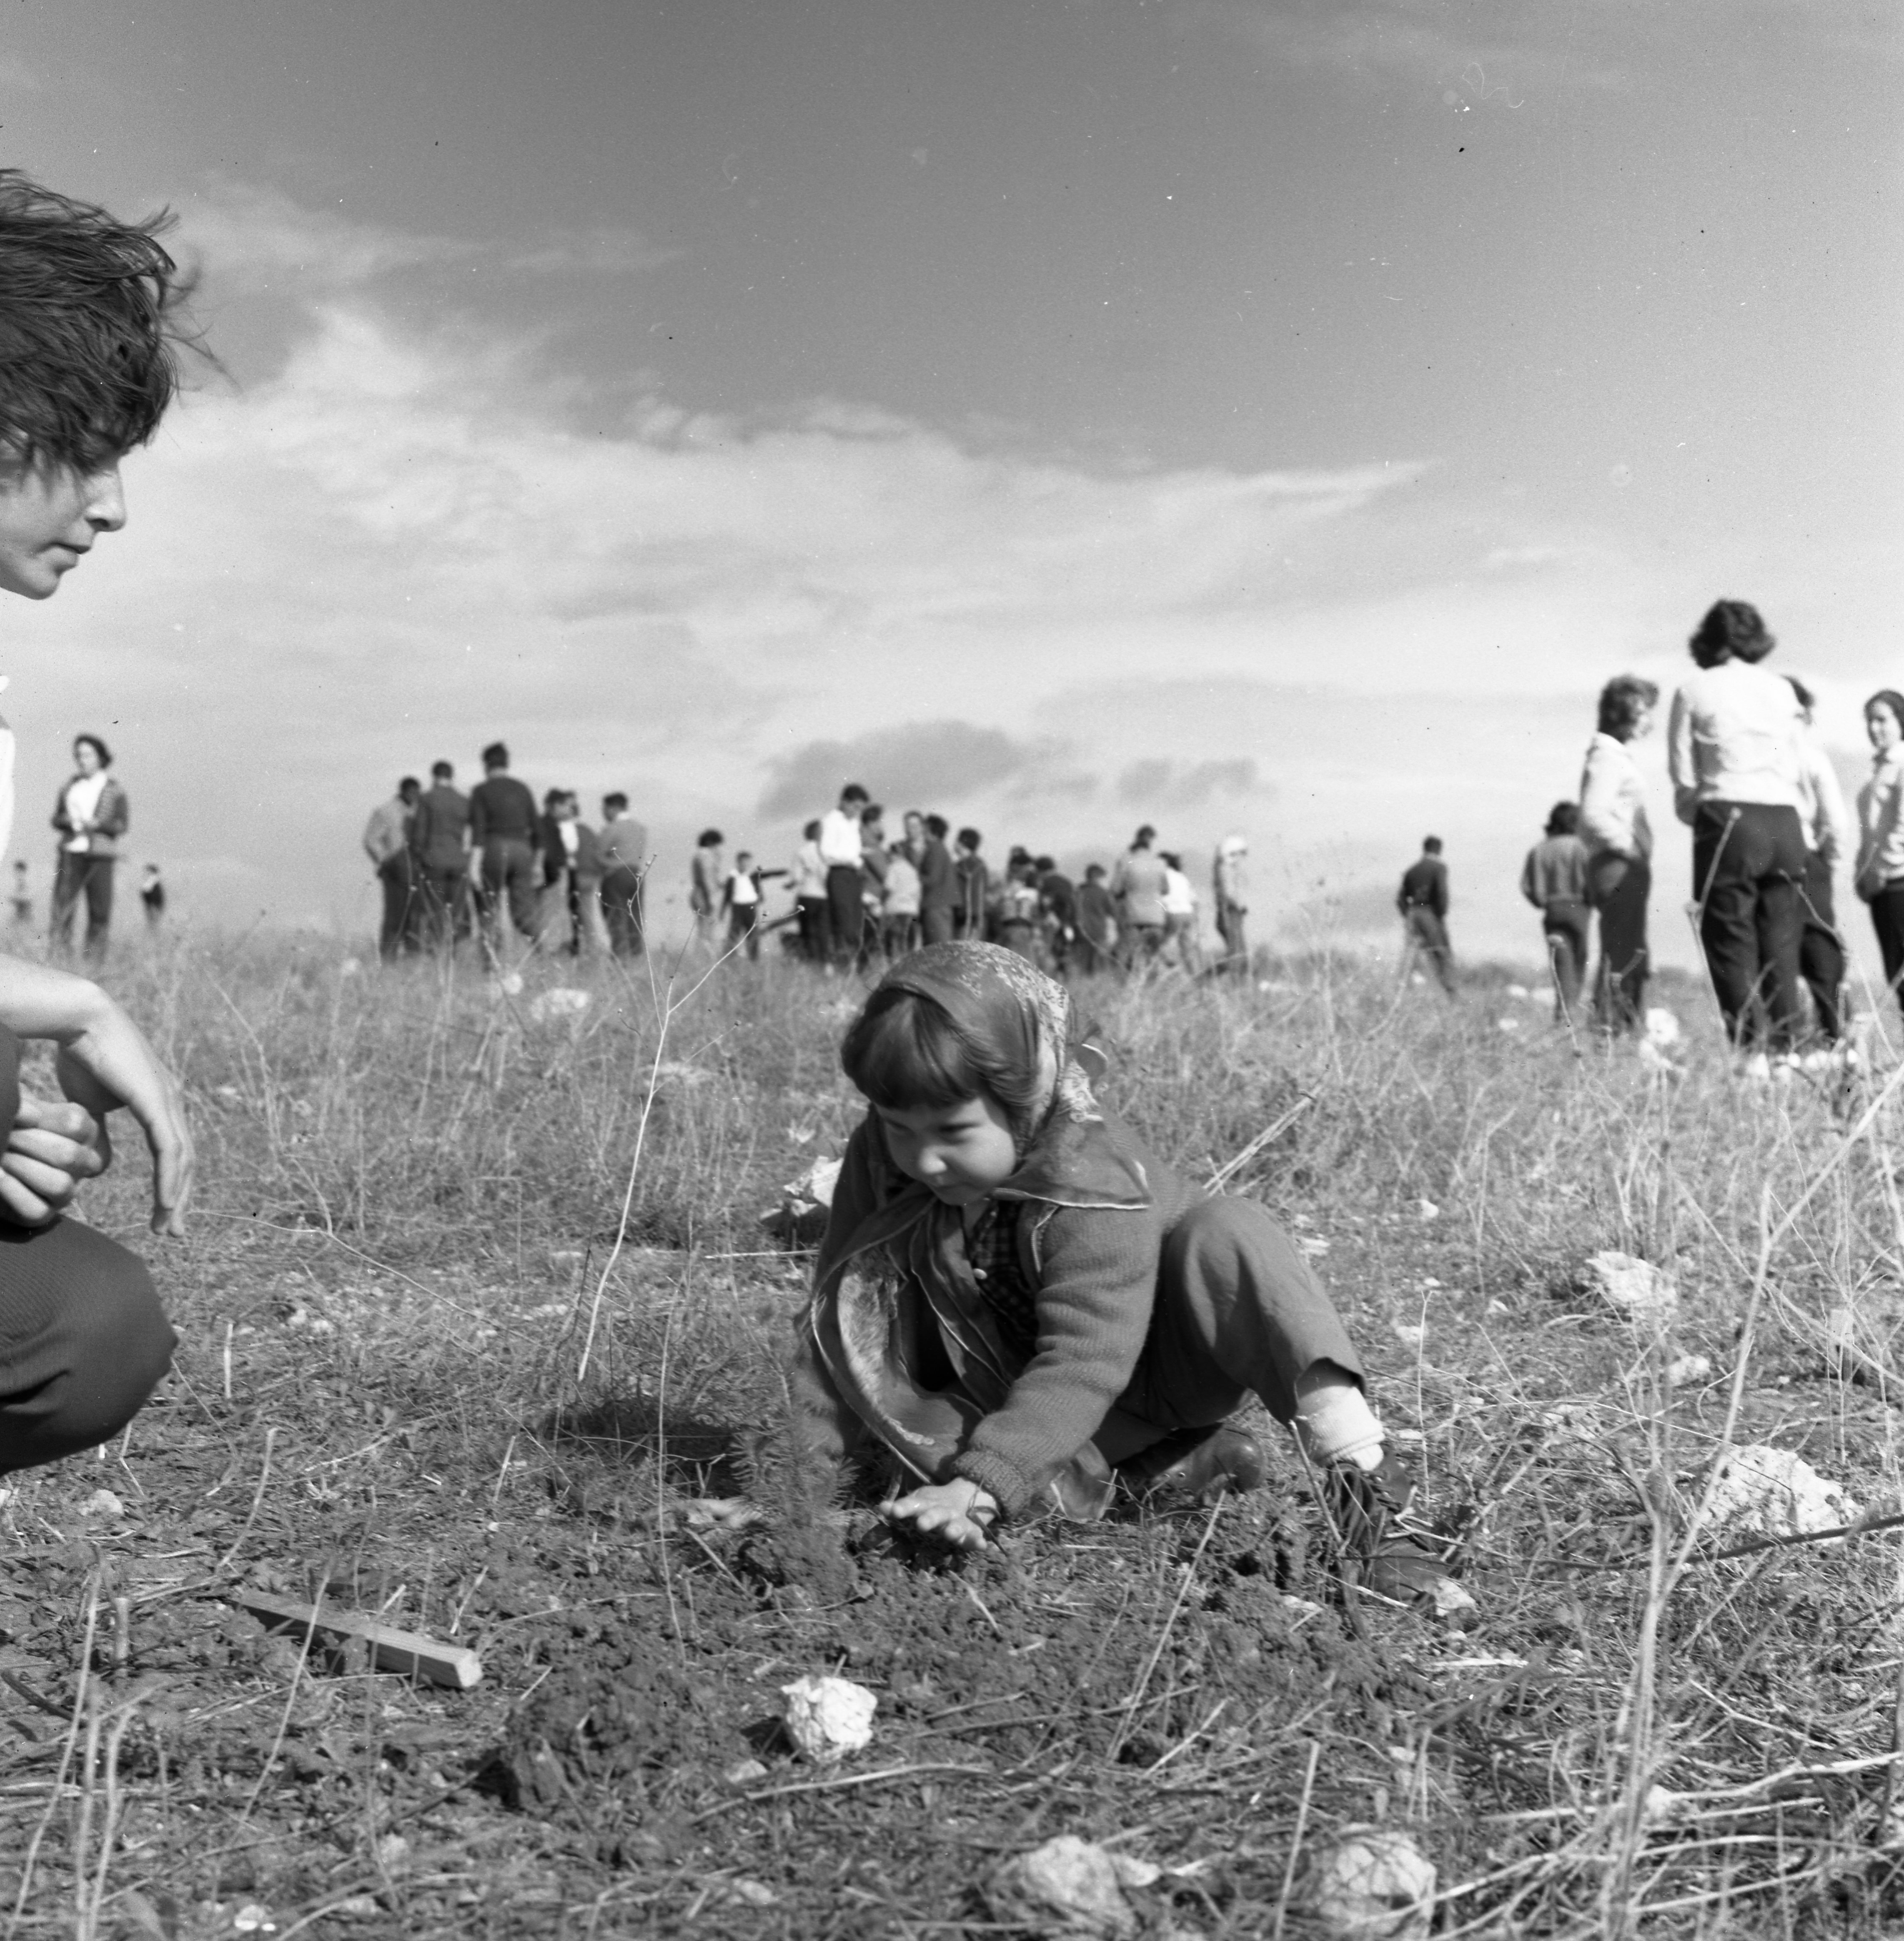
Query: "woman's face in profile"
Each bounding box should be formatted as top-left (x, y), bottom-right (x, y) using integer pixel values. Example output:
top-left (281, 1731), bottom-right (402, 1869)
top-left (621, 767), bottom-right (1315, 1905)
top-left (1628, 704), bottom-right (1654, 743)
top-left (1867, 703), bottom-right (1901, 754)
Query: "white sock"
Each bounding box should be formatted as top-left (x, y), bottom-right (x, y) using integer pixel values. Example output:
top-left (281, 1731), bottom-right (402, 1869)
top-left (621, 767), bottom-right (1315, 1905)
top-left (1294, 1375), bottom-right (1384, 1472)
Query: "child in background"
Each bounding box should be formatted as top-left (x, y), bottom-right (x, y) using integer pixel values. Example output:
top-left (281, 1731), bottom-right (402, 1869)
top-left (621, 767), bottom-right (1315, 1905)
top-left (722, 849), bottom-right (765, 961)
top-left (882, 841), bottom-right (922, 960)
top-left (1160, 851), bottom-right (1202, 974)
top-left (785, 943), bottom-right (1470, 1618)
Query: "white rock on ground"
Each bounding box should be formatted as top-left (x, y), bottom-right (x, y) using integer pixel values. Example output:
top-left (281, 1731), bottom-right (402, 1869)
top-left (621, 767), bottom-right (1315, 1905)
top-left (1666, 1354), bottom-right (1711, 1388)
top-left (1704, 1444), bottom-right (1862, 1542)
top-left (779, 1674), bottom-right (877, 1764)
top-left (988, 1836), bottom-right (1150, 1938)
top-left (1581, 1250), bottom-right (1677, 1325)
top-left (526, 986), bottom-right (591, 1023)
top-left (1309, 1828), bottom-right (1437, 1939)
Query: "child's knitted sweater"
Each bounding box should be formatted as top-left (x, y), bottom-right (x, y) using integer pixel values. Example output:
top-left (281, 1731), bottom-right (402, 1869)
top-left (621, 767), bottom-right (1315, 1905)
top-left (794, 1107), bottom-right (1203, 1517)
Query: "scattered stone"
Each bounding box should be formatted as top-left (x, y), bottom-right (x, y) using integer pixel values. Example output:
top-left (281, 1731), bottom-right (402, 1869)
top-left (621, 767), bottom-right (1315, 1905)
top-left (527, 987), bottom-right (591, 1024)
top-left (721, 1878), bottom-right (779, 1908)
top-left (780, 1673), bottom-right (877, 1763)
top-left (1415, 1199), bottom-right (1439, 1222)
top-left (1497, 1016), bottom-right (1520, 1033)
top-left (1430, 1578), bottom-right (1479, 1623)
top-left (1505, 983), bottom-right (1531, 1000)
top-left (77, 1489), bottom-right (126, 1520)
top-left (1392, 1322), bottom-right (1426, 1351)
top-left (1308, 1828), bottom-right (1436, 1939)
top-left (231, 1908), bottom-right (275, 1936)
top-left (373, 1833), bottom-right (410, 1870)
top-left (494, 972), bottom-right (525, 997)
top-left (1644, 1007), bottom-right (1682, 1047)
top-left (724, 1758), bottom-right (769, 1787)
top-left (988, 1835), bottom-right (1143, 1937)
top-left (1666, 1354), bottom-right (1711, 1388)
top-left (1581, 1251), bottom-right (1677, 1326)
top-left (1704, 1445), bottom-right (1862, 1542)
top-left (761, 1155), bottom-right (844, 1243)
top-left (330, 1898), bottom-right (380, 1920)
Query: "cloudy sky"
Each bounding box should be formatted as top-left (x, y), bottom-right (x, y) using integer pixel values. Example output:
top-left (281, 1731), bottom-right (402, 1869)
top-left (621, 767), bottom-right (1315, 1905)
top-left (3, 0), bottom-right (1899, 962)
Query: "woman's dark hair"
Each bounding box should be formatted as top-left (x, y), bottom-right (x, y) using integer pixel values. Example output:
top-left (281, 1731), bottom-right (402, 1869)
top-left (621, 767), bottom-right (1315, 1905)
top-left (1132, 825), bottom-right (1155, 848)
top-left (1596, 675), bottom-right (1660, 737)
top-left (73, 732), bottom-right (111, 767)
top-left (925, 813), bottom-right (948, 839)
top-left (841, 985), bottom-right (1043, 1128)
top-left (698, 828), bottom-right (723, 848)
top-left (1545, 801), bottom-right (1579, 837)
top-left (1866, 690), bottom-right (1904, 732)
top-left (802, 818), bottom-right (821, 840)
top-left (542, 788), bottom-right (564, 811)
top-left (0, 171), bottom-right (195, 472)
top-left (1784, 674), bottom-right (1815, 715)
top-left (1160, 851), bottom-right (1182, 870)
top-left (1689, 599), bottom-right (1774, 668)
top-left (860, 803), bottom-right (884, 826)
top-left (957, 827), bottom-right (982, 850)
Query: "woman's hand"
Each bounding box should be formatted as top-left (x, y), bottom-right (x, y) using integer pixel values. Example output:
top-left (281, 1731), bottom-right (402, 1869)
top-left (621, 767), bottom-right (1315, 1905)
top-left (881, 1478), bottom-right (998, 1551)
top-left (0, 1093), bottom-right (109, 1226)
top-left (55, 1012), bottom-right (194, 1236)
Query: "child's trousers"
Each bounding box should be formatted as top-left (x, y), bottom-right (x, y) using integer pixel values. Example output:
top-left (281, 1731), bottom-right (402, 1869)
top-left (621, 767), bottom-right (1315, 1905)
top-left (0, 1029), bottom-right (176, 1477)
top-left (1093, 1195), bottom-right (1363, 1465)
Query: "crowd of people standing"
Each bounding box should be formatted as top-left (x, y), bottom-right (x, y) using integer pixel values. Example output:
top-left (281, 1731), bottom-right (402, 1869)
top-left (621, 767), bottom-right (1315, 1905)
top-left (709, 786), bottom-right (1254, 978)
top-left (362, 741), bottom-right (649, 963)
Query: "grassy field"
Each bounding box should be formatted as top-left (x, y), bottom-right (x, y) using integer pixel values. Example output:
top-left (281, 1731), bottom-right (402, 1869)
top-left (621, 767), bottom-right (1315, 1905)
top-left (5, 930), bottom-right (1904, 1938)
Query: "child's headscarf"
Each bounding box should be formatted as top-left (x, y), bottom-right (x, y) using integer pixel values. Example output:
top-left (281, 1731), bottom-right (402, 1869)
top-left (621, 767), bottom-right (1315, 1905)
top-left (870, 942), bottom-right (1148, 1209)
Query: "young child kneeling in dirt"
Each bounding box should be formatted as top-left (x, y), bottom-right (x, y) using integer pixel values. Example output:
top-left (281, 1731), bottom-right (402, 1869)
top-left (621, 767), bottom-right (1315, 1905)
top-left (788, 942), bottom-right (1470, 1616)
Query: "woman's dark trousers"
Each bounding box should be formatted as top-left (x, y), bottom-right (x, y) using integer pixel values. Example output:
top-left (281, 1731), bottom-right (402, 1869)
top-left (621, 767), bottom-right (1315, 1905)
top-left (1588, 853), bottom-right (1649, 1032)
top-left (1692, 802), bottom-right (1806, 1051)
top-left (1796, 851), bottom-right (1845, 1043)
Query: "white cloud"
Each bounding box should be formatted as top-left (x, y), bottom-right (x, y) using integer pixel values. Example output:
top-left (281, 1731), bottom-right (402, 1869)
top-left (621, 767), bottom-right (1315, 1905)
top-left (176, 182), bottom-right (478, 291)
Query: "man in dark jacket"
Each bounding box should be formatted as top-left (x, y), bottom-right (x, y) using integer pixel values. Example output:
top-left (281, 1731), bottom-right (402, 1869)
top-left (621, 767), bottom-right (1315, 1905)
top-left (918, 814), bottom-right (957, 946)
top-left (409, 760), bottom-right (470, 950)
top-left (597, 794), bottom-right (647, 958)
top-left (1397, 836), bottom-right (1456, 995)
top-left (468, 741), bottom-right (540, 955)
top-left (1036, 855), bottom-right (1077, 974)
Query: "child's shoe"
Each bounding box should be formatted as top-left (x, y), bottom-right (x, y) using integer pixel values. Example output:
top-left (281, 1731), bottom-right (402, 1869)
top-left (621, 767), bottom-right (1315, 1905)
top-left (1321, 1450), bottom-right (1476, 1622)
top-left (1119, 1424), bottom-right (1266, 1504)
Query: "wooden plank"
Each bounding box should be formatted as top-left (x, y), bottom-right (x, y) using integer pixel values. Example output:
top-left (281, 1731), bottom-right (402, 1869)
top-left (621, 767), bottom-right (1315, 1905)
top-left (228, 1590), bottom-right (482, 1690)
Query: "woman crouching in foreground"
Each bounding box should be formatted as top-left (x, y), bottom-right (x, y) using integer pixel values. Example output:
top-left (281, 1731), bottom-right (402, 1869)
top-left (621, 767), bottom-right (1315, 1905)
top-left (785, 942), bottom-right (1472, 1618)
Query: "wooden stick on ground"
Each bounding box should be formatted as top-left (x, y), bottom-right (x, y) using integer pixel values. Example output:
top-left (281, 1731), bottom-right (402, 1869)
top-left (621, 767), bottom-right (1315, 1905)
top-left (228, 1590), bottom-right (483, 1690)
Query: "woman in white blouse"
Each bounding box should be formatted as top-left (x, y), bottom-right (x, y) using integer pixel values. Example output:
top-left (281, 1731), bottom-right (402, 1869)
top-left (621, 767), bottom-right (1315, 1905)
top-left (1666, 600), bottom-right (1809, 1060)
top-left (1578, 675), bottom-right (1659, 1033)
top-left (1856, 688), bottom-right (1904, 1010)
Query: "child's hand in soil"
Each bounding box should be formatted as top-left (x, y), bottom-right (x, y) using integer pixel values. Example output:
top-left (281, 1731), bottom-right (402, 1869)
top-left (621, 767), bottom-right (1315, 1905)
top-left (882, 1479), bottom-right (998, 1551)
